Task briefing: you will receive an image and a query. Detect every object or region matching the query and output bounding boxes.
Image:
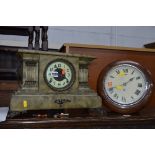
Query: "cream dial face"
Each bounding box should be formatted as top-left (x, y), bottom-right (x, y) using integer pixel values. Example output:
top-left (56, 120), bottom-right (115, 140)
top-left (44, 59), bottom-right (75, 91)
top-left (104, 64), bottom-right (148, 106)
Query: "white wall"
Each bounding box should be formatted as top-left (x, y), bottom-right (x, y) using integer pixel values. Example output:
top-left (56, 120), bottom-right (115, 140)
top-left (0, 26), bottom-right (155, 49)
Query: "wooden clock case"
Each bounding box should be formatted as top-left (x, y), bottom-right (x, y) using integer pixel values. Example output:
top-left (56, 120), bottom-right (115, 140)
top-left (60, 43), bottom-right (155, 115)
top-left (97, 60), bottom-right (153, 114)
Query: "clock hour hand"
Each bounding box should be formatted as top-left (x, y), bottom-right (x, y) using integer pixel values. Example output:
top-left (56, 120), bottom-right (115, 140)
top-left (109, 77), bottom-right (134, 92)
top-left (109, 85), bottom-right (124, 92)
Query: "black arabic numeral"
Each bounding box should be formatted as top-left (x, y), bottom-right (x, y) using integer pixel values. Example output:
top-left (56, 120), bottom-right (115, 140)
top-left (58, 64), bottom-right (61, 68)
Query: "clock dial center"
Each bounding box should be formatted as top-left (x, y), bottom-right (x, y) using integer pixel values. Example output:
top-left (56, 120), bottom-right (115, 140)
top-left (53, 68), bottom-right (66, 81)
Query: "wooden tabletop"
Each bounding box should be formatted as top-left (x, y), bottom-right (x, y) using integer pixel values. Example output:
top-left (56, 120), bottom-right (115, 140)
top-left (1, 114), bottom-right (155, 129)
top-left (61, 43), bottom-right (155, 53)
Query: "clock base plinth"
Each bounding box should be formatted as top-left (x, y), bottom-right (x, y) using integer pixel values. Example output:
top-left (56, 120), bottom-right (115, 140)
top-left (10, 93), bottom-right (102, 111)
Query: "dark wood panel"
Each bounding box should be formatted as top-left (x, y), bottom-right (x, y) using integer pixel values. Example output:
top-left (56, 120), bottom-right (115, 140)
top-left (0, 26), bottom-right (29, 36)
top-left (0, 50), bottom-right (21, 107)
top-left (0, 91), bottom-right (12, 107)
top-left (0, 51), bottom-right (21, 80)
top-left (144, 42), bottom-right (155, 49)
top-left (0, 81), bottom-right (19, 91)
top-left (0, 81), bottom-right (19, 107)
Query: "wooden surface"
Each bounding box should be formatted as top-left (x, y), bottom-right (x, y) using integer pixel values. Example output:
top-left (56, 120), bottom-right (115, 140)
top-left (0, 81), bottom-right (19, 107)
top-left (61, 43), bottom-right (155, 53)
top-left (1, 114), bottom-right (155, 128)
top-left (60, 43), bottom-right (155, 115)
top-left (0, 81), bottom-right (19, 91)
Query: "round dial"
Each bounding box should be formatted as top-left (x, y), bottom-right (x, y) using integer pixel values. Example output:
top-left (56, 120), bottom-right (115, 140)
top-left (98, 61), bottom-right (153, 114)
top-left (44, 59), bottom-right (75, 91)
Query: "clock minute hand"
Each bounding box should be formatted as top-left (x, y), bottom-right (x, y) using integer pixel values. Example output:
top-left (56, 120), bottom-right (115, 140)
top-left (64, 76), bottom-right (69, 81)
top-left (122, 77), bottom-right (135, 86)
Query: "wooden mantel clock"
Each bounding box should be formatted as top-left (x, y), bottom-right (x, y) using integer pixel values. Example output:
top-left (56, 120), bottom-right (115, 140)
top-left (10, 49), bottom-right (102, 111)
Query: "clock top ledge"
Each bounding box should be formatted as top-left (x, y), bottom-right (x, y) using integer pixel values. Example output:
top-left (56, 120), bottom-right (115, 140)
top-left (17, 48), bottom-right (95, 60)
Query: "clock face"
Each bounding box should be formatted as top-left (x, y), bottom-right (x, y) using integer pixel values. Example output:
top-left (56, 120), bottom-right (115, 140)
top-left (44, 59), bottom-right (75, 91)
top-left (98, 61), bottom-right (153, 113)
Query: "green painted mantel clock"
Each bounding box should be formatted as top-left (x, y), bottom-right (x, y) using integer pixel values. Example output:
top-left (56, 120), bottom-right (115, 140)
top-left (10, 49), bottom-right (102, 111)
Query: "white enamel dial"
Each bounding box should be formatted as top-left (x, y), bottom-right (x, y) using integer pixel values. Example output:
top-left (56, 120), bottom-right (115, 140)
top-left (104, 63), bottom-right (149, 106)
top-left (44, 59), bottom-right (75, 91)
